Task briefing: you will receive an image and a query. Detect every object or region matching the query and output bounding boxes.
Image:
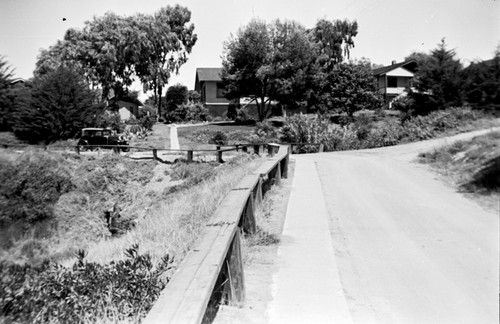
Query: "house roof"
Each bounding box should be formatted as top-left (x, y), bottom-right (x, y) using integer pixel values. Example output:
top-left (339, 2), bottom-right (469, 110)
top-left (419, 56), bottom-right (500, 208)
top-left (373, 60), bottom-right (417, 76)
top-left (195, 67), bottom-right (223, 91)
top-left (108, 96), bottom-right (143, 106)
top-left (196, 68), bottom-right (222, 82)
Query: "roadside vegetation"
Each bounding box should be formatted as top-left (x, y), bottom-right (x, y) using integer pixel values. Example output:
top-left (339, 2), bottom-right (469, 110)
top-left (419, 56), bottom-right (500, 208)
top-left (0, 148), bottom-right (265, 323)
top-left (418, 131), bottom-right (500, 212)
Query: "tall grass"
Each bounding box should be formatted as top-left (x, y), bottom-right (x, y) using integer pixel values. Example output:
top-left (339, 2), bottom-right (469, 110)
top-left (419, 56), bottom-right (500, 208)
top-left (83, 154), bottom-right (266, 268)
top-left (418, 131), bottom-right (500, 210)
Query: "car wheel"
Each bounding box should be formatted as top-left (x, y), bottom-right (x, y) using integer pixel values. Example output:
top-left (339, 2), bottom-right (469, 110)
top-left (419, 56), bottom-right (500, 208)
top-left (121, 146), bottom-right (130, 152)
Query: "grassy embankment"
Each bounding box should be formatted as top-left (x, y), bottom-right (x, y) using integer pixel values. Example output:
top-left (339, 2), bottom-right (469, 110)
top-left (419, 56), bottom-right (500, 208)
top-left (0, 132), bottom-right (265, 323)
top-left (418, 130), bottom-right (500, 212)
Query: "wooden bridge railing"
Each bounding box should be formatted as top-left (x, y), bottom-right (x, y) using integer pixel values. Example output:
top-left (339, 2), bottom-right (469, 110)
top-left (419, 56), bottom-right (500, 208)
top-left (143, 144), bottom-right (289, 324)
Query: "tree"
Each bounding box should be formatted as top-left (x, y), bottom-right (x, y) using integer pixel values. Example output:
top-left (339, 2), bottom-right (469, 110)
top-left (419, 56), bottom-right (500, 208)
top-left (307, 19), bottom-right (359, 112)
top-left (222, 19), bottom-right (273, 121)
top-left (165, 84), bottom-right (188, 112)
top-left (0, 56), bottom-right (15, 131)
top-left (35, 5), bottom-right (197, 118)
top-left (309, 19), bottom-right (358, 71)
top-left (188, 90), bottom-right (201, 103)
top-left (267, 20), bottom-right (317, 111)
top-left (135, 5), bottom-right (197, 119)
top-left (12, 66), bottom-right (104, 144)
top-left (462, 48), bottom-right (500, 108)
top-left (315, 62), bottom-right (382, 116)
top-left (412, 39), bottom-right (463, 109)
top-left (222, 19), bottom-right (317, 121)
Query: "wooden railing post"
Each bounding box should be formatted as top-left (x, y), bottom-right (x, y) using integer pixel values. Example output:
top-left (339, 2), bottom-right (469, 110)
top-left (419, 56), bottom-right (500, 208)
top-left (281, 155), bottom-right (289, 179)
top-left (274, 163), bottom-right (282, 185)
top-left (187, 150), bottom-right (194, 162)
top-left (254, 178), bottom-right (263, 206)
top-left (75, 145), bottom-right (80, 155)
top-left (225, 230), bottom-right (245, 307)
top-left (267, 144), bottom-right (273, 157)
top-left (319, 143), bottom-right (324, 153)
top-left (153, 149), bottom-right (158, 161)
top-left (242, 194), bottom-right (256, 234)
top-left (216, 146), bottom-right (224, 163)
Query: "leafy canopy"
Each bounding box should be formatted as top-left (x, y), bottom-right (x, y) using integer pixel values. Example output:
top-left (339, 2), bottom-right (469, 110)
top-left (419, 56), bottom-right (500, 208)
top-left (34, 5), bottom-right (197, 116)
top-left (221, 18), bottom-right (365, 120)
top-left (12, 66), bottom-right (104, 144)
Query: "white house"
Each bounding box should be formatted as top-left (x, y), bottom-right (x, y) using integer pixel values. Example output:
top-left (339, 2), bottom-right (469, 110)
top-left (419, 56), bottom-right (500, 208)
top-left (373, 60), bottom-right (417, 108)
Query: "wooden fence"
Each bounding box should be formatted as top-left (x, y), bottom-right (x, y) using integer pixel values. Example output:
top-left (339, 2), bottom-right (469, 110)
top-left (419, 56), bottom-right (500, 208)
top-left (143, 144), bottom-right (289, 324)
top-left (0, 143), bottom-right (268, 164)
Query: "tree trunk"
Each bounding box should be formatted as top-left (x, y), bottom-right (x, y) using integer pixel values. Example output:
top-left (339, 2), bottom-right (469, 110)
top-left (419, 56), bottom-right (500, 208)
top-left (259, 96), bottom-right (266, 121)
top-left (157, 84), bottom-right (163, 121)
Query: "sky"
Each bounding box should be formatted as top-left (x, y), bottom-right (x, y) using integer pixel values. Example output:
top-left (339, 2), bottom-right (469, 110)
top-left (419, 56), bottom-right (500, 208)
top-left (1, 0), bottom-right (499, 98)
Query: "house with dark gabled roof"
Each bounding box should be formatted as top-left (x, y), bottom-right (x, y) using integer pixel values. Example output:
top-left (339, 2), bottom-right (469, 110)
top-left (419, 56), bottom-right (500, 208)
top-left (373, 60), bottom-right (417, 107)
top-left (194, 67), bottom-right (231, 117)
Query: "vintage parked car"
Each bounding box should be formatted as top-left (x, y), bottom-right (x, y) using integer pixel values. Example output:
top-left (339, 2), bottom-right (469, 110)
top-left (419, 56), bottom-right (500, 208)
top-left (77, 128), bottom-right (130, 152)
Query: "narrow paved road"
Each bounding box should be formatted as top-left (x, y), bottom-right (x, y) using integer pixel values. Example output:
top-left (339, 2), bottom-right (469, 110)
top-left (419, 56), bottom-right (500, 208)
top-left (270, 129), bottom-right (499, 323)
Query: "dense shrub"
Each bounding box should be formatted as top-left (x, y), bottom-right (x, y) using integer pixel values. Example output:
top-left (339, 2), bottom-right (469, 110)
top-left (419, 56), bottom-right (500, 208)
top-left (165, 102), bottom-right (209, 123)
top-left (95, 111), bottom-right (126, 134)
top-left (0, 245), bottom-right (172, 323)
top-left (255, 121), bottom-right (279, 141)
top-left (391, 94), bottom-right (415, 113)
top-left (208, 131), bottom-right (229, 145)
top-left (279, 107), bottom-right (484, 152)
top-left (0, 152), bottom-right (74, 224)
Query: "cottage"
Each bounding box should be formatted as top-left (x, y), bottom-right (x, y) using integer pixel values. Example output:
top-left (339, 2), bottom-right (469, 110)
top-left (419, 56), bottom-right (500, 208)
top-left (373, 60), bottom-right (417, 108)
top-left (107, 97), bottom-right (143, 120)
top-left (194, 67), bottom-right (231, 117)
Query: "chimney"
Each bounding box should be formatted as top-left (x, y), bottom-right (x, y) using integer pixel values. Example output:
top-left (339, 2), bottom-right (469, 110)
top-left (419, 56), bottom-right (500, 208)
top-left (391, 60), bottom-right (397, 65)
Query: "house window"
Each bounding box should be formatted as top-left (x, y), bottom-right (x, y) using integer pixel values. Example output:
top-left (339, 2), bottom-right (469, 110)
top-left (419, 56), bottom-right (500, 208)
top-left (387, 77), bottom-right (398, 88)
top-left (216, 82), bottom-right (226, 98)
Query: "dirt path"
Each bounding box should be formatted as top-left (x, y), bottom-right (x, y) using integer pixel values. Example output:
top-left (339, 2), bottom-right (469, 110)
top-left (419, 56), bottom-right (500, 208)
top-left (215, 128), bottom-right (499, 323)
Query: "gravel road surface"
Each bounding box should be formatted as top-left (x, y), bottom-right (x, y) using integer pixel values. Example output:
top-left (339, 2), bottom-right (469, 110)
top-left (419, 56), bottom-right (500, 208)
top-left (290, 129), bottom-right (499, 323)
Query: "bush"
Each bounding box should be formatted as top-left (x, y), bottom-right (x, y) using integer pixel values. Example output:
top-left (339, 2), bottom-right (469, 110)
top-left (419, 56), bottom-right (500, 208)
top-left (0, 245), bottom-right (173, 323)
top-left (208, 131), bottom-right (228, 145)
top-left (96, 111), bottom-right (125, 134)
top-left (165, 102), bottom-right (209, 123)
top-left (279, 114), bottom-right (333, 152)
top-left (0, 152), bottom-right (74, 224)
top-left (391, 94), bottom-right (415, 113)
top-left (255, 121), bottom-right (279, 141)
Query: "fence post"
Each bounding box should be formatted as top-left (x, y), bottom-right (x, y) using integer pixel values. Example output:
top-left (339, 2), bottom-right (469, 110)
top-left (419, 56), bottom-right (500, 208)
top-left (319, 143), bottom-right (324, 153)
top-left (225, 230), bottom-right (245, 306)
top-left (75, 145), bottom-right (80, 155)
top-left (242, 194), bottom-right (256, 234)
top-left (216, 146), bottom-right (224, 163)
top-left (187, 150), bottom-right (193, 162)
top-left (281, 154), bottom-right (289, 179)
top-left (113, 146), bottom-right (120, 154)
top-left (267, 145), bottom-right (274, 157)
top-left (274, 163), bottom-right (281, 185)
top-left (254, 178), bottom-right (263, 206)
top-left (153, 149), bottom-right (158, 161)
top-left (253, 145), bottom-right (260, 155)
